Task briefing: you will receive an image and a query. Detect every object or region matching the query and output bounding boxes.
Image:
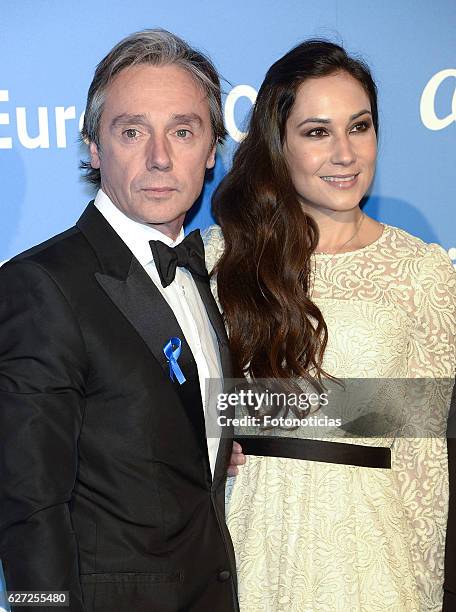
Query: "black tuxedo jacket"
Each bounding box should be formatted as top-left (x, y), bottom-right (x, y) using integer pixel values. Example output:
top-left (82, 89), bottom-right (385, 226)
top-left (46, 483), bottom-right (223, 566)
top-left (0, 203), bottom-right (238, 612)
top-left (444, 383), bottom-right (456, 609)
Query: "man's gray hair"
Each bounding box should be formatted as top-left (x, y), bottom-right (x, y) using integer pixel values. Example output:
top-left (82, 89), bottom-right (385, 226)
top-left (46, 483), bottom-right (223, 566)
top-left (80, 29), bottom-right (226, 186)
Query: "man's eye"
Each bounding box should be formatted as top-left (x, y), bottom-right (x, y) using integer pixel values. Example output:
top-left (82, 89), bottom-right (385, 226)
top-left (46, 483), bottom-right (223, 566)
top-left (124, 128), bottom-right (139, 138)
top-left (176, 129), bottom-right (191, 138)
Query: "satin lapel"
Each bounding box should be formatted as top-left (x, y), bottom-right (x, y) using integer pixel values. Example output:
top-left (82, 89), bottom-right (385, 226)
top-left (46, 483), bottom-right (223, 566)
top-left (77, 203), bottom-right (208, 458)
top-left (191, 274), bottom-right (234, 488)
top-left (95, 257), bottom-right (183, 380)
top-left (212, 433), bottom-right (233, 490)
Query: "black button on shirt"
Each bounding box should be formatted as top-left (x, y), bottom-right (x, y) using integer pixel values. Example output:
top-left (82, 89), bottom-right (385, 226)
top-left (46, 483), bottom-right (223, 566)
top-left (218, 570), bottom-right (231, 582)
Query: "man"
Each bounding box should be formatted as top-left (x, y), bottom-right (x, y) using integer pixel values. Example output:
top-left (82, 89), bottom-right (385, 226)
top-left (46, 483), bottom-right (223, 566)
top-left (444, 384), bottom-right (456, 609)
top-left (0, 29), bottom-right (240, 612)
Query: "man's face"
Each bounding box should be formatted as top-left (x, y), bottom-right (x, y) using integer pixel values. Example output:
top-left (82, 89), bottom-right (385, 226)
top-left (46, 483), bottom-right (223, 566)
top-left (90, 63), bottom-right (216, 239)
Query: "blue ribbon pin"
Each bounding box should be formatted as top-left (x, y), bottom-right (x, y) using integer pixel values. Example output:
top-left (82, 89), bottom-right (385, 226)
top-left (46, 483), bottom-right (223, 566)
top-left (163, 337), bottom-right (186, 385)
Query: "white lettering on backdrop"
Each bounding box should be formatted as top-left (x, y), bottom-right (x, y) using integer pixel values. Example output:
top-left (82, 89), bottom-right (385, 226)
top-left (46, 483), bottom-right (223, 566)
top-left (420, 69), bottom-right (456, 130)
top-left (224, 85), bottom-right (257, 142)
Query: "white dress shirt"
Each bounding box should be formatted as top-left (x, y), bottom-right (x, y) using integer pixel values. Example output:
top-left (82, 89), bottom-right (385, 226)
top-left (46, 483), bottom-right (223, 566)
top-left (94, 190), bottom-right (222, 476)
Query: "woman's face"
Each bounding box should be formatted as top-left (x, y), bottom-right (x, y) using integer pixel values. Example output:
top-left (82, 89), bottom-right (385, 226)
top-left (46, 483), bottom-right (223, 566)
top-left (283, 71), bottom-right (377, 216)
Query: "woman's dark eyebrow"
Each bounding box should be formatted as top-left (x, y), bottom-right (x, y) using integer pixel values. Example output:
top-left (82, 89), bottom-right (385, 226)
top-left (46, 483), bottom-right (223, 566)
top-left (350, 109), bottom-right (372, 121)
top-left (296, 109), bottom-right (372, 129)
top-left (297, 117), bottom-right (331, 128)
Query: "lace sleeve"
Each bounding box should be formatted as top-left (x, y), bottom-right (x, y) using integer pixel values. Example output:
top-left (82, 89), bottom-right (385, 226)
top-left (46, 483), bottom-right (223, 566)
top-left (202, 224), bottom-right (225, 274)
top-left (202, 224), bottom-right (225, 309)
top-left (407, 243), bottom-right (455, 378)
top-left (393, 244), bottom-right (456, 610)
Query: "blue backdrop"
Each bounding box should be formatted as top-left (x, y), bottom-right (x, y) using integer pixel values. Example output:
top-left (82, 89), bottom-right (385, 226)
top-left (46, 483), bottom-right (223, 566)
top-left (1, 0), bottom-right (455, 266)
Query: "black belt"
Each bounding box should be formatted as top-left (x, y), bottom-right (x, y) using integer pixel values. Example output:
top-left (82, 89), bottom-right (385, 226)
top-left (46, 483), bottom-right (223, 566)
top-left (235, 436), bottom-right (391, 469)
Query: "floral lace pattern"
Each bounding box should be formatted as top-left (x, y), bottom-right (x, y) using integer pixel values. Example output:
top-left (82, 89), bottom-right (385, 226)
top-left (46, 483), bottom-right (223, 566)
top-left (204, 224), bottom-right (456, 611)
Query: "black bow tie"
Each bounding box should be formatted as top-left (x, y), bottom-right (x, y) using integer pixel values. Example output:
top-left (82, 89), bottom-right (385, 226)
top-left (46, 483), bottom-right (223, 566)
top-left (149, 229), bottom-right (208, 288)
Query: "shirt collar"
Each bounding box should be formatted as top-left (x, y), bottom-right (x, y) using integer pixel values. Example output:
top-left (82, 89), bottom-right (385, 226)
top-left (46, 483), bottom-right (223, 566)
top-left (94, 189), bottom-right (185, 266)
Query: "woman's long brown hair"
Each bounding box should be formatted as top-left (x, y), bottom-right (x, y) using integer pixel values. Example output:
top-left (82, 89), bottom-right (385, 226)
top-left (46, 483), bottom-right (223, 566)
top-left (212, 40), bottom-right (378, 384)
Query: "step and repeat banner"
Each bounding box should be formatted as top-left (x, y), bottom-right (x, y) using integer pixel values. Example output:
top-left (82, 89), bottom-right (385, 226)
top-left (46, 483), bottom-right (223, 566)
top-left (1, 0), bottom-right (455, 264)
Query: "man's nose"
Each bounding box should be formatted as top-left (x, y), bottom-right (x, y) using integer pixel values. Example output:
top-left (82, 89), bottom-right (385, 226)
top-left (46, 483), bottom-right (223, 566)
top-left (330, 135), bottom-right (356, 166)
top-left (145, 135), bottom-right (172, 171)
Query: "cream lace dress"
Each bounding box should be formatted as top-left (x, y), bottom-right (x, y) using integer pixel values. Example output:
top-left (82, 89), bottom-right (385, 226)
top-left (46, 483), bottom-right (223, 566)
top-left (204, 224), bottom-right (456, 612)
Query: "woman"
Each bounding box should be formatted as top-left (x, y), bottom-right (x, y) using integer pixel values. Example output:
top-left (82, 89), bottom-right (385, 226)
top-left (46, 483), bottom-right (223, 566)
top-left (205, 41), bottom-right (455, 611)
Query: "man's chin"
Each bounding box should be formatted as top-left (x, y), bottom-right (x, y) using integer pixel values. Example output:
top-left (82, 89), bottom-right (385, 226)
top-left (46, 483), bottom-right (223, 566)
top-left (134, 211), bottom-right (188, 238)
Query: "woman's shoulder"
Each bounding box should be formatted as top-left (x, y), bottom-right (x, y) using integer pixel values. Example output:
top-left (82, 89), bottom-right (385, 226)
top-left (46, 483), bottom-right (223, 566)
top-left (202, 224), bottom-right (225, 273)
top-left (384, 224), bottom-right (452, 266)
top-left (383, 224), bottom-right (455, 294)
